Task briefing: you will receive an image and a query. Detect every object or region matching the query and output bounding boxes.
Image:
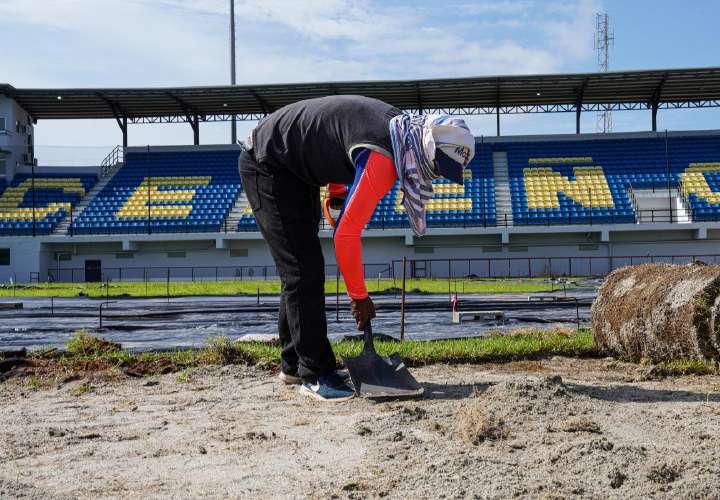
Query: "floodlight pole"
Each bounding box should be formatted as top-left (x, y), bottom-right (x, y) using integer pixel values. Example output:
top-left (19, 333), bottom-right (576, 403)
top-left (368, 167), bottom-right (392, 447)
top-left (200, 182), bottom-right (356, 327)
top-left (665, 129), bottom-right (672, 223)
top-left (146, 145), bottom-right (151, 235)
top-left (31, 161), bottom-right (36, 237)
top-left (230, 0), bottom-right (237, 144)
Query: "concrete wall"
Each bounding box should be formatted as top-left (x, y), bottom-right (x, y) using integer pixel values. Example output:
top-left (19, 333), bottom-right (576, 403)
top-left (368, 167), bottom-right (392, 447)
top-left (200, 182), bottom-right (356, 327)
top-left (0, 237), bottom-right (42, 282)
top-left (40, 238), bottom-right (274, 282)
top-left (15, 165), bottom-right (101, 176)
top-left (0, 96), bottom-right (34, 179)
top-left (1, 222), bottom-right (711, 283)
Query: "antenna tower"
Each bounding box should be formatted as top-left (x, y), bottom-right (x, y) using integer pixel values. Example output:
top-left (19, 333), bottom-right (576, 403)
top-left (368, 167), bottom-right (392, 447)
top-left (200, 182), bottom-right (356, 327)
top-left (594, 12), bottom-right (614, 133)
top-left (230, 0), bottom-right (237, 144)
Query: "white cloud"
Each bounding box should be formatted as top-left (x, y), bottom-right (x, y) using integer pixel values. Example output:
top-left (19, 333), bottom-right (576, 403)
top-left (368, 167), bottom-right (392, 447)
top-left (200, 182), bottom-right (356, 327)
top-left (0, 0), bottom-right (611, 161)
top-left (538, 0), bottom-right (601, 62)
top-left (459, 1), bottom-right (532, 15)
top-left (0, 0), bottom-right (599, 86)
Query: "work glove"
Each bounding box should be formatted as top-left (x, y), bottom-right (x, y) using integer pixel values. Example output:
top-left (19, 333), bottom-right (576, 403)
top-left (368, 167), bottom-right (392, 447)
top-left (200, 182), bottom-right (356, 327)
top-left (322, 184), bottom-right (347, 228)
top-left (350, 296), bottom-right (376, 331)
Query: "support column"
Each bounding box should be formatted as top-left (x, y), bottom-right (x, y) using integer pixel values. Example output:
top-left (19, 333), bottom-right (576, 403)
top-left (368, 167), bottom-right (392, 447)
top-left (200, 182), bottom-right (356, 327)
top-left (576, 106), bottom-right (581, 134)
top-left (404, 232), bottom-right (414, 246)
top-left (192, 114), bottom-right (199, 145)
top-left (112, 113), bottom-right (127, 148)
top-left (575, 78), bottom-right (588, 135)
top-left (122, 117), bottom-right (128, 148)
top-left (651, 103), bottom-right (658, 132)
top-left (495, 81), bottom-right (501, 137)
top-left (650, 74), bottom-right (667, 133)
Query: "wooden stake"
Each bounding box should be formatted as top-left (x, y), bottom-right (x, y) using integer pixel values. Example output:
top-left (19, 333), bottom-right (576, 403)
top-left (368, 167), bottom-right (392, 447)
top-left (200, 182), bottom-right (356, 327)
top-left (400, 256), bottom-right (407, 342)
top-left (336, 272), bottom-right (340, 322)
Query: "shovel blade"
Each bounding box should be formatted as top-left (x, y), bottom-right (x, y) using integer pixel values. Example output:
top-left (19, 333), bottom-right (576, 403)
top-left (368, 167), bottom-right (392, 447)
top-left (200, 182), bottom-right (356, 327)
top-left (343, 350), bottom-right (423, 398)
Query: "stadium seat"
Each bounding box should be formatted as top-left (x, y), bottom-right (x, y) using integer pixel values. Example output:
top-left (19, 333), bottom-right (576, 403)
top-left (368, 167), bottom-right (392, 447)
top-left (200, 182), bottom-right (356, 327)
top-left (0, 174), bottom-right (97, 235)
top-left (237, 142), bottom-right (497, 231)
top-left (506, 135), bottom-right (720, 225)
top-left (74, 150), bottom-right (241, 234)
top-left (69, 134), bottom-right (720, 234)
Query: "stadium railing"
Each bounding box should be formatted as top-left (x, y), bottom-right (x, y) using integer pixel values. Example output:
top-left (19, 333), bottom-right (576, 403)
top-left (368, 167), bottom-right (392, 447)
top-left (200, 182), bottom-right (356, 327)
top-left (100, 145), bottom-right (124, 177)
top-left (61, 206), bottom-right (718, 237)
top-left (36, 252), bottom-right (720, 285)
top-left (45, 263), bottom-right (394, 284)
top-left (389, 253), bottom-right (720, 280)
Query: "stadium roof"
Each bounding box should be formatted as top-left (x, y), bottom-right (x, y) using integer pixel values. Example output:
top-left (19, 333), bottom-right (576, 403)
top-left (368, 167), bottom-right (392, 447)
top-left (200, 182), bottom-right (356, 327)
top-left (2, 67), bottom-right (720, 124)
top-left (2, 66), bottom-right (720, 143)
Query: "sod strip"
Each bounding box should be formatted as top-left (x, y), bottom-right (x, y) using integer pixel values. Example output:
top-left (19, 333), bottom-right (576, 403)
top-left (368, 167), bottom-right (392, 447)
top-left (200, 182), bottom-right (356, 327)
top-left (21, 330), bottom-right (595, 372)
top-left (6, 330), bottom-right (718, 379)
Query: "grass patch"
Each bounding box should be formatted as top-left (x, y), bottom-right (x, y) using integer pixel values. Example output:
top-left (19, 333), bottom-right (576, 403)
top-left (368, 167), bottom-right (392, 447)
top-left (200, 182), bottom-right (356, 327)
top-left (332, 329), bottom-right (597, 366)
top-left (10, 329), bottom-right (720, 382)
top-left (650, 359), bottom-right (720, 376)
top-left (69, 382), bottom-right (92, 397)
top-left (0, 277), bottom-right (580, 298)
top-left (28, 375), bottom-right (50, 390)
top-left (12, 329), bottom-right (597, 382)
top-left (66, 331), bottom-right (121, 357)
top-left (175, 370), bottom-right (190, 384)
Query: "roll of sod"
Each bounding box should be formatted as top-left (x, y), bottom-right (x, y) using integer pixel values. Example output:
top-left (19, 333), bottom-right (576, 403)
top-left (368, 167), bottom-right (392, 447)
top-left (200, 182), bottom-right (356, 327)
top-left (592, 263), bottom-right (720, 362)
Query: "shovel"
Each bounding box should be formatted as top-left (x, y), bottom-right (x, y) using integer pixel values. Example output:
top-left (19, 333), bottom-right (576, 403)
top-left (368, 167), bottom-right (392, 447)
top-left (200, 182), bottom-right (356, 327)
top-left (343, 320), bottom-right (423, 398)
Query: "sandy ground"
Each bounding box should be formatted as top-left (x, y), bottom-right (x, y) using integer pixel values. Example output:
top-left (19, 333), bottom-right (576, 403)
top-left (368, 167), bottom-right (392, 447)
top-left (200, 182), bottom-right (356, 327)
top-left (1, 358), bottom-right (720, 499)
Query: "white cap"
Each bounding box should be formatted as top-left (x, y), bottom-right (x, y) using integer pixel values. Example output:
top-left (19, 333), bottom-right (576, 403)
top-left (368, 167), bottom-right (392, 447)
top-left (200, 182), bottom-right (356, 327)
top-left (422, 116), bottom-right (475, 183)
top-left (432, 117), bottom-right (475, 165)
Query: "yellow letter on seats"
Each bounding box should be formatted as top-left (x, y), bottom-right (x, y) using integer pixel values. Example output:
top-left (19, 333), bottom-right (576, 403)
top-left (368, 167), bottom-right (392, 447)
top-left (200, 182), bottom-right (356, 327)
top-left (524, 166), bottom-right (614, 209)
top-left (116, 176), bottom-right (211, 219)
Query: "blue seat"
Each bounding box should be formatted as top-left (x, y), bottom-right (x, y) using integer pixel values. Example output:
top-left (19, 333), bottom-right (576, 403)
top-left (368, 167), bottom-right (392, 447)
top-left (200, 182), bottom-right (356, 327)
top-left (506, 135), bottom-right (720, 226)
top-left (0, 173), bottom-right (97, 235)
top-left (75, 149), bottom-right (242, 235)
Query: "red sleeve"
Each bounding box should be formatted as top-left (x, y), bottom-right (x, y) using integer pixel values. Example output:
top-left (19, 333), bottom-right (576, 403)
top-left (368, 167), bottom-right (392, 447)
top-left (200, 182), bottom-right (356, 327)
top-left (334, 151), bottom-right (397, 299)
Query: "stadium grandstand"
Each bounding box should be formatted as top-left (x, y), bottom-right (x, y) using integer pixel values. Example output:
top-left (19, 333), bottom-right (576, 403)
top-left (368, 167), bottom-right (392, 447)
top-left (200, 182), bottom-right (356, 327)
top-left (1, 67), bottom-right (720, 282)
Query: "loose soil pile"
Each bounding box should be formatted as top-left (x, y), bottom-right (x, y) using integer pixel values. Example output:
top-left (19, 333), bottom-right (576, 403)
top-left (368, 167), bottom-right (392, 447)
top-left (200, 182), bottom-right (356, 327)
top-left (1, 358), bottom-right (719, 498)
top-left (592, 263), bottom-right (720, 361)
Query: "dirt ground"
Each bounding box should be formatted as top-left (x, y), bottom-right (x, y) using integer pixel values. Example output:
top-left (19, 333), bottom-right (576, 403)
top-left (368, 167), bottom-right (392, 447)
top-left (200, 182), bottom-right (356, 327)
top-left (1, 358), bottom-right (720, 499)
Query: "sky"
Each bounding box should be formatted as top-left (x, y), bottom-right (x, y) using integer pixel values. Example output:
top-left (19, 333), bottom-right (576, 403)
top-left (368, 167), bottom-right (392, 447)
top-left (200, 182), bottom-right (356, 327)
top-left (0, 0), bottom-right (719, 165)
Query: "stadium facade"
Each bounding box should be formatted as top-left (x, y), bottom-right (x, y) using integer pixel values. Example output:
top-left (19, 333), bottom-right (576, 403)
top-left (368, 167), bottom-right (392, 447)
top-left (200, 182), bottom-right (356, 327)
top-left (1, 69), bottom-right (720, 283)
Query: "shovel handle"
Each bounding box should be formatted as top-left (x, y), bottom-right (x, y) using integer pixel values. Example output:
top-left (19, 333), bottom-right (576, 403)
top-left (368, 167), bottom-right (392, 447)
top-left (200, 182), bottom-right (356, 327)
top-left (363, 320), bottom-right (374, 352)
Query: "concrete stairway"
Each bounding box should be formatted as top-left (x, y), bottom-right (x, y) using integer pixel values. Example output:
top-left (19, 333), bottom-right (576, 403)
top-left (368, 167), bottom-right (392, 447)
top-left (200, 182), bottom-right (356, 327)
top-left (630, 188), bottom-right (693, 224)
top-left (492, 151), bottom-right (513, 226)
top-left (53, 168), bottom-right (118, 236)
top-left (223, 190), bottom-right (250, 232)
top-left (675, 192), bottom-right (692, 223)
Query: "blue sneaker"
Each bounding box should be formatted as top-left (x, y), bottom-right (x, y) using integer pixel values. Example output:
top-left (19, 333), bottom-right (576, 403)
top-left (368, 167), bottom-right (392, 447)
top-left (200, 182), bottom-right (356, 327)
top-left (280, 369), bottom-right (351, 386)
top-left (300, 372), bottom-right (355, 402)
